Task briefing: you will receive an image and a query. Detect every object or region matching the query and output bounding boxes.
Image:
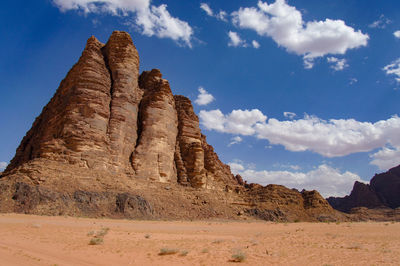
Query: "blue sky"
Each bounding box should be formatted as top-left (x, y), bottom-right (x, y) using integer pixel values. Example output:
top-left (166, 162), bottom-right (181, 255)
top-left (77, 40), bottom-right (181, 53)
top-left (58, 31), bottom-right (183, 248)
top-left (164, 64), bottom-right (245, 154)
top-left (1, 0), bottom-right (400, 197)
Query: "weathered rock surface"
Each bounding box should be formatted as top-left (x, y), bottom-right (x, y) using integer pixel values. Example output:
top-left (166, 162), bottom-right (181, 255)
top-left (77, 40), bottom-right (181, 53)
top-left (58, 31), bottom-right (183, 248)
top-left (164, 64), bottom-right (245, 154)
top-left (243, 184), bottom-right (342, 222)
top-left (132, 69), bottom-right (178, 182)
top-left (0, 31), bottom-right (348, 222)
top-left (174, 95), bottom-right (206, 188)
top-left (327, 165), bottom-right (400, 213)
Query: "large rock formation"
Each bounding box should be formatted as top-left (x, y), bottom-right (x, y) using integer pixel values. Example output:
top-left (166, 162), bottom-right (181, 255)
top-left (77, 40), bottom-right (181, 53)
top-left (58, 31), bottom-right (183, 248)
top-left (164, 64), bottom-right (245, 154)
top-left (0, 31), bottom-right (344, 222)
top-left (327, 165), bottom-right (400, 214)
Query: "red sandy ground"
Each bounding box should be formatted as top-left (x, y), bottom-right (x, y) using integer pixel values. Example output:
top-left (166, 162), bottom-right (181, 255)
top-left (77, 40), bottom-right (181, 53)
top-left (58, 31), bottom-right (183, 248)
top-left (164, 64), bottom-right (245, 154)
top-left (0, 213), bottom-right (398, 265)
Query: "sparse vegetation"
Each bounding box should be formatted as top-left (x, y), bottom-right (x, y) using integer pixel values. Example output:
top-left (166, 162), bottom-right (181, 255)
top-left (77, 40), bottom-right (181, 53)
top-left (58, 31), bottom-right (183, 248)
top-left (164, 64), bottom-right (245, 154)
top-left (347, 244), bottom-right (362, 250)
top-left (179, 250), bottom-right (189, 256)
top-left (88, 227), bottom-right (110, 245)
top-left (89, 237), bottom-right (104, 245)
top-left (231, 250), bottom-right (246, 262)
top-left (201, 248), bottom-right (209, 253)
top-left (159, 248), bottom-right (179, 256)
top-left (145, 234), bottom-right (151, 239)
top-left (97, 227), bottom-right (110, 237)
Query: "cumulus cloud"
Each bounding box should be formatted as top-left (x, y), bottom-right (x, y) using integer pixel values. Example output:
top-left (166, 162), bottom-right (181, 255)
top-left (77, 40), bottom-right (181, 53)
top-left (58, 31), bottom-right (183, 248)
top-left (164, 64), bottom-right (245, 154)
top-left (231, 0), bottom-right (368, 68)
top-left (256, 115), bottom-right (400, 158)
top-left (228, 136), bottom-right (243, 147)
top-left (383, 58), bottom-right (400, 83)
top-left (394, 31), bottom-right (400, 39)
top-left (283, 111), bottom-right (296, 119)
top-left (200, 108), bottom-right (400, 160)
top-left (228, 31), bottom-right (247, 47)
top-left (369, 14), bottom-right (391, 29)
top-left (370, 146), bottom-right (400, 171)
top-left (199, 109), bottom-right (267, 135)
top-left (252, 40), bottom-right (260, 49)
top-left (0, 162), bottom-right (7, 171)
top-left (53, 0), bottom-right (193, 47)
top-left (200, 3), bottom-right (227, 21)
top-left (327, 57), bottom-right (348, 71)
top-left (195, 87), bottom-right (215, 106)
top-left (229, 161), bottom-right (363, 197)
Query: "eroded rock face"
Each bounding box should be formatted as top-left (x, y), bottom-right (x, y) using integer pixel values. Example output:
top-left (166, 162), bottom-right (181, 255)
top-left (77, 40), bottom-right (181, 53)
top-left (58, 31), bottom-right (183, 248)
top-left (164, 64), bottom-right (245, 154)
top-left (102, 31), bottom-right (142, 174)
top-left (174, 95), bottom-right (207, 188)
top-left (243, 184), bottom-right (342, 222)
top-left (370, 165), bottom-right (400, 208)
top-left (132, 69), bottom-right (178, 182)
top-left (6, 31), bottom-right (141, 174)
top-left (6, 36), bottom-right (112, 171)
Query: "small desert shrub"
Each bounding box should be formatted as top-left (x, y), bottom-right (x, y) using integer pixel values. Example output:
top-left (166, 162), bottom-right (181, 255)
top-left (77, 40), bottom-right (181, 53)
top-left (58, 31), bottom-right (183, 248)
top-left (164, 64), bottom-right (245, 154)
top-left (144, 234), bottom-right (151, 239)
top-left (231, 250), bottom-right (246, 262)
top-left (88, 227), bottom-right (109, 245)
top-left (89, 237), bottom-right (104, 245)
top-left (159, 248), bottom-right (179, 256)
top-left (347, 244), bottom-right (362, 250)
top-left (250, 239), bottom-right (259, 246)
top-left (201, 248), bottom-right (209, 253)
top-left (97, 227), bottom-right (110, 237)
top-left (179, 250), bottom-right (189, 256)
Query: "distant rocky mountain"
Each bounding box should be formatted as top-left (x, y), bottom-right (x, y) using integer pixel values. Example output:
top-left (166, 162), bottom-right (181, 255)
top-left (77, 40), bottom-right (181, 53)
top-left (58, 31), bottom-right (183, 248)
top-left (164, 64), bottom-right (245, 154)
top-left (0, 31), bottom-right (349, 222)
top-left (327, 165), bottom-right (400, 220)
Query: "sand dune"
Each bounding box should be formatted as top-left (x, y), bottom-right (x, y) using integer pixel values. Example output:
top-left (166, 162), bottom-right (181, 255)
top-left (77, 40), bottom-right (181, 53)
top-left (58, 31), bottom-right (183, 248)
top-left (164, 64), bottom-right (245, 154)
top-left (0, 214), bottom-right (398, 265)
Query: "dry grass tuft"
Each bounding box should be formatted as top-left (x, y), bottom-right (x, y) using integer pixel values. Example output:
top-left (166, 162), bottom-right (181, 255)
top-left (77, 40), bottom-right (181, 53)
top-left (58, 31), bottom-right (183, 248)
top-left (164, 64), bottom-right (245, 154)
top-left (230, 250), bottom-right (246, 262)
top-left (89, 237), bottom-right (104, 245)
top-left (159, 248), bottom-right (179, 256)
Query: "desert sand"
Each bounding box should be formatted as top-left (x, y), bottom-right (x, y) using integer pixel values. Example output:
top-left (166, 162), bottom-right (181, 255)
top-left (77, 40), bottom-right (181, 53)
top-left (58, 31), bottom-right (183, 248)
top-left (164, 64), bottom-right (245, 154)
top-left (0, 214), bottom-right (398, 265)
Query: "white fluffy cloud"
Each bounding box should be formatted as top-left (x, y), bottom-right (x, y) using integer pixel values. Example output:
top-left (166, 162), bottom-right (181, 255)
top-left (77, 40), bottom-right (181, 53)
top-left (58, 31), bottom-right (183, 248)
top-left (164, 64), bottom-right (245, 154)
top-left (231, 0), bottom-right (368, 68)
top-left (283, 111), bottom-right (296, 119)
top-left (370, 146), bottom-right (400, 171)
top-left (195, 87), bottom-right (215, 106)
top-left (256, 115), bottom-right (400, 158)
top-left (200, 3), bottom-right (227, 21)
top-left (0, 162), bottom-right (7, 171)
top-left (229, 161), bottom-right (363, 197)
top-left (252, 40), bottom-right (260, 49)
top-left (53, 0), bottom-right (193, 47)
top-left (200, 3), bottom-right (213, 16)
top-left (228, 31), bottom-right (247, 47)
top-left (199, 109), bottom-right (267, 135)
top-left (228, 136), bottom-right (243, 147)
top-left (200, 108), bottom-right (400, 161)
top-left (327, 57), bottom-right (348, 71)
top-left (394, 31), bottom-right (400, 39)
top-left (383, 58), bottom-right (400, 83)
